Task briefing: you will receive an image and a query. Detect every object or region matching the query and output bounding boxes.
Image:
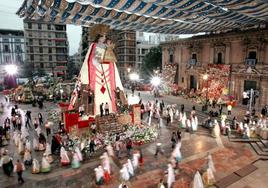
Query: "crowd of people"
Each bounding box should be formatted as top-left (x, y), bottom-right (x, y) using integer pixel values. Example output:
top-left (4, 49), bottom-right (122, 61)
top-left (1, 92), bottom-right (267, 187)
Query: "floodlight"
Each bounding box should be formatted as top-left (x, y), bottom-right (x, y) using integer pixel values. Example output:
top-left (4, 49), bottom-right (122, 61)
top-left (5, 64), bottom-right (18, 75)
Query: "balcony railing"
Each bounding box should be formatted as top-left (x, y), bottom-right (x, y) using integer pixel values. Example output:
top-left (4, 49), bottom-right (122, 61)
top-left (245, 59), bottom-right (256, 67)
top-left (188, 59), bottom-right (197, 66)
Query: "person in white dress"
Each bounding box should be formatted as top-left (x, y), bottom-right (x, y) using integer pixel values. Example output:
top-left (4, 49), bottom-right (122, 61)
top-left (148, 108), bottom-right (153, 126)
top-left (172, 142), bottom-right (182, 168)
top-left (100, 152), bottom-right (111, 175)
top-left (169, 108), bottom-right (174, 123)
top-left (191, 116), bottom-right (197, 131)
top-left (208, 153), bottom-right (216, 173)
top-left (127, 159), bottom-right (134, 177)
top-left (192, 171), bottom-right (204, 188)
top-left (45, 143), bottom-right (54, 163)
top-left (25, 139), bottom-right (32, 152)
top-left (212, 120), bottom-right (220, 138)
top-left (60, 147), bottom-right (70, 166)
top-left (132, 152), bottom-right (140, 170)
top-left (32, 158), bottom-right (40, 174)
top-left (106, 144), bottom-right (114, 157)
top-left (120, 164), bottom-right (130, 181)
top-left (75, 147), bottom-right (83, 161)
top-left (175, 109), bottom-right (179, 120)
top-left (41, 154), bottom-right (51, 173)
top-left (167, 163), bottom-right (175, 188)
top-left (95, 165), bottom-right (104, 185)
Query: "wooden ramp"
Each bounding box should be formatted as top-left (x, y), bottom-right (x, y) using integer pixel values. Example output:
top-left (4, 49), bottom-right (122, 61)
top-left (214, 173), bottom-right (241, 188)
top-left (234, 164), bottom-right (257, 177)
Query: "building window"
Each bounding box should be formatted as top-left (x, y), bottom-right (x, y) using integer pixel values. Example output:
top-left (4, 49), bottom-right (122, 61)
top-left (39, 39), bottom-right (42, 45)
top-left (182, 77), bottom-right (184, 83)
top-left (40, 55), bottom-right (43, 61)
top-left (39, 47), bottom-right (43, 53)
top-left (48, 48), bottom-right (52, 53)
top-left (38, 23), bottom-right (42, 30)
top-left (49, 55), bottom-right (52, 61)
top-left (15, 45), bottom-right (21, 53)
top-left (244, 80), bottom-right (257, 91)
top-left (48, 33), bottom-right (51, 38)
top-left (30, 55), bottom-right (34, 61)
top-left (47, 24), bottom-right (51, 30)
top-left (28, 23), bottom-right (32, 29)
top-left (217, 52), bottom-right (223, 64)
top-left (4, 45), bottom-right (9, 53)
top-left (48, 40), bottom-right (52, 46)
top-left (248, 51), bottom-right (257, 59)
top-left (192, 53), bottom-right (197, 60)
top-left (40, 63), bottom-right (44, 68)
top-left (30, 47), bottom-right (33, 53)
top-left (169, 54), bottom-right (173, 63)
top-left (29, 39), bottom-right (33, 45)
top-left (4, 56), bottom-right (10, 62)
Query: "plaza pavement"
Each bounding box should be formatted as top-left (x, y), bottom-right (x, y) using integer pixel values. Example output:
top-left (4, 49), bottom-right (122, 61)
top-left (0, 93), bottom-right (266, 188)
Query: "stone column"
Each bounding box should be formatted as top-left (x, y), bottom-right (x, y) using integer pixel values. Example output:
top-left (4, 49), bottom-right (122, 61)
top-left (225, 44), bottom-right (230, 64)
top-left (209, 46), bottom-right (214, 64)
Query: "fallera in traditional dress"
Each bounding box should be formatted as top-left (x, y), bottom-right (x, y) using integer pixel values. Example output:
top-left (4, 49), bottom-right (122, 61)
top-left (71, 152), bottom-right (81, 169)
top-left (32, 159), bottom-right (40, 174)
top-left (127, 159), bottom-right (134, 177)
top-left (1, 155), bottom-right (13, 176)
top-left (120, 164), bottom-right (130, 181)
top-left (23, 150), bottom-right (32, 165)
top-left (25, 140), bottom-right (32, 152)
top-left (95, 166), bottom-right (104, 185)
top-left (18, 139), bottom-right (25, 155)
top-left (41, 155), bottom-right (51, 173)
top-left (60, 147), bottom-right (70, 166)
top-left (33, 137), bottom-right (39, 151)
top-left (167, 164), bottom-right (175, 188)
top-left (45, 143), bottom-right (54, 163)
top-left (192, 171), bottom-right (204, 188)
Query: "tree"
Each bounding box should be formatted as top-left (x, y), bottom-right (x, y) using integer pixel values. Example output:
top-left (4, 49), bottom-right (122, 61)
top-left (66, 60), bottom-right (80, 80)
top-left (141, 46), bottom-right (162, 79)
top-left (21, 62), bottom-right (34, 78)
top-left (34, 68), bottom-right (46, 77)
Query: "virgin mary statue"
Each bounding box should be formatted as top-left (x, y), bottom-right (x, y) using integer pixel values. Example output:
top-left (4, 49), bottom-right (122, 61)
top-left (68, 24), bottom-right (126, 116)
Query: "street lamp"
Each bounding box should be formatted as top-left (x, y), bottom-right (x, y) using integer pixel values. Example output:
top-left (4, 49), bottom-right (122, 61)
top-left (151, 76), bottom-right (161, 87)
top-left (5, 64), bottom-right (18, 75)
top-left (129, 72), bottom-right (139, 81)
top-left (151, 76), bottom-right (161, 97)
top-left (203, 73), bottom-right (209, 111)
top-left (5, 64), bottom-right (18, 87)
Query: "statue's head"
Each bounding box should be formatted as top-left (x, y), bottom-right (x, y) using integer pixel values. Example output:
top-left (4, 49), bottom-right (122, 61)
top-left (90, 24), bottom-right (110, 43)
top-left (94, 34), bottom-right (106, 43)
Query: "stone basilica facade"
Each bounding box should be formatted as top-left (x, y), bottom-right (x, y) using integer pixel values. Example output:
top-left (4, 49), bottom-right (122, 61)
top-left (161, 28), bottom-right (268, 106)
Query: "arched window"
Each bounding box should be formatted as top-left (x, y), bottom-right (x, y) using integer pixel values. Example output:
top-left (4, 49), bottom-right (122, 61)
top-left (217, 52), bottom-right (223, 64)
top-left (192, 53), bottom-right (197, 60)
top-left (169, 54), bottom-right (173, 63)
top-left (248, 51), bottom-right (256, 59)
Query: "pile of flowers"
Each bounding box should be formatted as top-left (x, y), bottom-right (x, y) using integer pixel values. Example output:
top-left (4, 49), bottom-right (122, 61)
top-left (47, 110), bottom-right (61, 122)
top-left (125, 124), bottom-right (158, 145)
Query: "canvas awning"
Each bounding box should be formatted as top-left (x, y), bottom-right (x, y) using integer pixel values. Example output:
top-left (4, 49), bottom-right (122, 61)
top-left (17, 0), bottom-right (268, 34)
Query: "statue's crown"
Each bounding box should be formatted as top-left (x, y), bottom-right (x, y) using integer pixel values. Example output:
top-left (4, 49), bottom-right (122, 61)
top-left (90, 24), bottom-right (110, 39)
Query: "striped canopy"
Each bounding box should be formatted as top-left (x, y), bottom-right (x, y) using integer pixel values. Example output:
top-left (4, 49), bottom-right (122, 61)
top-left (17, 0), bottom-right (268, 34)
